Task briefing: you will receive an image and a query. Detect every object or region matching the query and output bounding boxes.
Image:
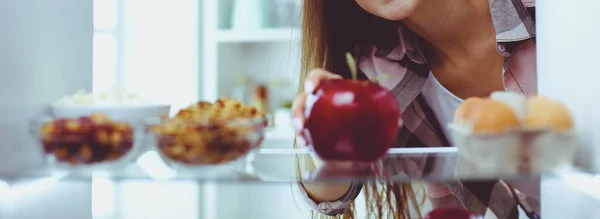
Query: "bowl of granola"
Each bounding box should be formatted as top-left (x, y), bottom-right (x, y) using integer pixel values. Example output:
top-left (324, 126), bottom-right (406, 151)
top-left (32, 113), bottom-right (145, 170)
top-left (147, 97), bottom-right (268, 175)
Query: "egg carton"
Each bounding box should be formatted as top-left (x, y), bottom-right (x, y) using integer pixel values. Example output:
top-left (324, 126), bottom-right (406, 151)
top-left (450, 124), bottom-right (577, 178)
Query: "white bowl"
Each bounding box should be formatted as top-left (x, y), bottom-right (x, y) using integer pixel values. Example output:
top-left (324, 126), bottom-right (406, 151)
top-left (50, 104), bottom-right (171, 123)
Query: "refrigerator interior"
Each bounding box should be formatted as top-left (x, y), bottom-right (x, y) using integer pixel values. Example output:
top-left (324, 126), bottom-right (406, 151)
top-left (0, 0), bottom-right (599, 219)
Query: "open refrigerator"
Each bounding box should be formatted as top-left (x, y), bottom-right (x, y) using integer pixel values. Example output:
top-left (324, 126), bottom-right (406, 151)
top-left (0, 1), bottom-right (599, 219)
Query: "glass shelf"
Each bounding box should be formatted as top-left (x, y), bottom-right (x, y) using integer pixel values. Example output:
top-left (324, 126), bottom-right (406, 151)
top-left (0, 147), bottom-right (582, 183)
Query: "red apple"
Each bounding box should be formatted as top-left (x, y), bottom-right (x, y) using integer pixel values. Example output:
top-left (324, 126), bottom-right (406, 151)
top-left (425, 208), bottom-right (482, 219)
top-left (303, 79), bottom-right (402, 162)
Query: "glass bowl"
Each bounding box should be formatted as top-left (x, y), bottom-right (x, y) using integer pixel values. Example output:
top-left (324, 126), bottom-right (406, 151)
top-left (146, 116), bottom-right (267, 176)
top-left (30, 114), bottom-right (146, 171)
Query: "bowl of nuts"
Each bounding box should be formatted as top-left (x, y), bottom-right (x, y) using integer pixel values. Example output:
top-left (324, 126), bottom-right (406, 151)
top-left (147, 97), bottom-right (268, 175)
top-left (33, 113), bottom-right (145, 170)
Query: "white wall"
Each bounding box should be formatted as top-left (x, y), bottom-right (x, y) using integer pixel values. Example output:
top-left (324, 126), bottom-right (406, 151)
top-left (121, 0), bottom-right (201, 114)
top-left (537, 0), bottom-right (600, 171)
top-left (111, 2), bottom-right (204, 219)
top-left (0, 0), bottom-right (93, 218)
top-left (537, 2), bottom-right (600, 217)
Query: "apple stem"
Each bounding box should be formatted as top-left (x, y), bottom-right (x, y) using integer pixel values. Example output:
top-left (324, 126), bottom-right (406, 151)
top-left (345, 52), bottom-right (358, 81)
top-left (369, 74), bottom-right (390, 82)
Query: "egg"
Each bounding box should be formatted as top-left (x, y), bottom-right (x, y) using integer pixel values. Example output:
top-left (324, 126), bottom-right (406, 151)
top-left (452, 97), bottom-right (521, 134)
top-left (490, 91), bottom-right (528, 122)
top-left (453, 97), bottom-right (483, 123)
top-left (467, 99), bottom-right (522, 134)
top-left (525, 96), bottom-right (574, 132)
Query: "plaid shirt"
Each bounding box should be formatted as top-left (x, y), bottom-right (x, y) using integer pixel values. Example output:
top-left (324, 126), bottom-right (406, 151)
top-left (299, 0), bottom-right (539, 218)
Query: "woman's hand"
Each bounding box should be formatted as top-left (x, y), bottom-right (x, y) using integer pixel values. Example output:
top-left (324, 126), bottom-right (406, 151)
top-left (291, 68), bottom-right (342, 146)
top-left (293, 69), bottom-right (354, 202)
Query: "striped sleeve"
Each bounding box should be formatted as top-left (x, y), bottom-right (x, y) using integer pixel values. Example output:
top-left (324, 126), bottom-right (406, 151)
top-left (297, 181), bottom-right (363, 216)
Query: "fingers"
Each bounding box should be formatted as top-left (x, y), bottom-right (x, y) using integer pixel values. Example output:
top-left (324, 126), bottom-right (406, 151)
top-left (303, 68), bottom-right (342, 94)
top-left (293, 68), bottom-right (342, 147)
top-left (293, 68), bottom-right (341, 124)
top-left (291, 92), bottom-right (307, 131)
top-left (291, 93), bottom-right (308, 147)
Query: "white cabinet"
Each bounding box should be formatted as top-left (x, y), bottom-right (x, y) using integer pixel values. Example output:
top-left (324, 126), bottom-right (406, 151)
top-left (200, 2), bottom-right (299, 218)
top-left (201, 0), bottom-right (301, 112)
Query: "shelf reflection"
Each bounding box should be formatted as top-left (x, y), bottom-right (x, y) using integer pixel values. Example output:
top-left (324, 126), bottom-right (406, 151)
top-left (0, 148), bottom-right (583, 183)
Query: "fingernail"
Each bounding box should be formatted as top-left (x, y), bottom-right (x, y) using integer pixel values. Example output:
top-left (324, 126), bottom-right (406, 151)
top-left (303, 130), bottom-right (313, 144)
top-left (296, 135), bottom-right (307, 147)
top-left (293, 118), bottom-right (303, 131)
top-left (304, 81), bottom-right (315, 94)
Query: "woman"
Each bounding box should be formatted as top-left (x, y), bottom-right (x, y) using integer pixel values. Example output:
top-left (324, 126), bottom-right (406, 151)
top-left (292, 0), bottom-right (538, 218)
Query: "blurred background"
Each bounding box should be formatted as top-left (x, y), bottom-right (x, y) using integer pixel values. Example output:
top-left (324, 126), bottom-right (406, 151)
top-left (3, 1), bottom-right (600, 219)
top-left (92, 0), bottom-right (304, 218)
top-left (93, 0), bottom-right (301, 115)
top-left (2, 0), bottom-right (307, 219)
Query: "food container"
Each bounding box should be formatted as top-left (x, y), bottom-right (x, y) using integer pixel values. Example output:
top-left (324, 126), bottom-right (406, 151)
top-left (31, 114), bottom-right (145, 170)
top-left (147, 116), bottom-right (267, 176)
top-left (451, 125), bottom-right (521, 178)
top-left (451, 125), bottom-right (577, 178)
top-left (451, 92), bottom-right (578, 178)
top-left (51, 104), bottom-right (170, 124)
top-left (525, 129), bottom-right (577, 173)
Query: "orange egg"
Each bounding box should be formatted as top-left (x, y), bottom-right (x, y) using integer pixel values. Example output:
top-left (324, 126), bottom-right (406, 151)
top-left (453, 97), bottom-right (483, 123)
top-left (525, 96), bottom-right (574, 132)
top-left (467, 99), bottom-right (521, 134)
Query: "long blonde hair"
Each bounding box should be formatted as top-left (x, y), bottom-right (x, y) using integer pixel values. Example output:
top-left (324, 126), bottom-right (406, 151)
top-left (296, 1), bottom-right (425, 218)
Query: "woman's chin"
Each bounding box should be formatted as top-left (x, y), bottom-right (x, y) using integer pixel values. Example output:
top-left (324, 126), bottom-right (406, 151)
top-left (380, 0), bottom-right (421, 20)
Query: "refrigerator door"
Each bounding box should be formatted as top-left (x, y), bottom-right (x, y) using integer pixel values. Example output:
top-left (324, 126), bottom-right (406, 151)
top-left (537, 1), bottom-right (600, 172)
top-left (0, 1), bottom-right (93, 219)
top-left (0, 0), bottom-right (93, 173)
